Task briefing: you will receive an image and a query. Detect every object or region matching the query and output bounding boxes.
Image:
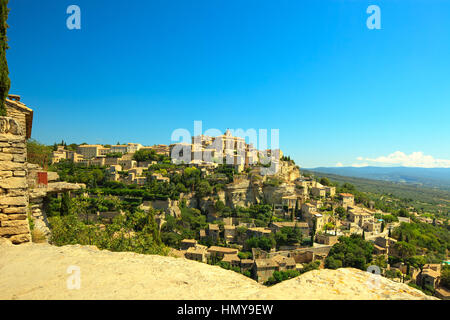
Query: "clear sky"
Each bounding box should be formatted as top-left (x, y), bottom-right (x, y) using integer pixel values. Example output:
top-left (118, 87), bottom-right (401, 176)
top-left (6, 0), bottom-right (450, 168)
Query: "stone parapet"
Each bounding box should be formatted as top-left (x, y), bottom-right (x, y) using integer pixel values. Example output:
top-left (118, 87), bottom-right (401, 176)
top-left (0, 116), bottom-right (31, 244)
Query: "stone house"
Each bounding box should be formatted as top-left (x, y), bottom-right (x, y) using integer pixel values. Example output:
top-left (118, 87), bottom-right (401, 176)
top-left (363, 221), bottom-right (382, 234)
top-left (340, 193), bottom-right (355, 208)
top-left (207, 246), bottom-right (238, 260)
top-left (76, 145), bottom-right (108, 159)
top-left (272, 255), bottom-right (296, 271)
top-left (397, 217), bottom-right (411, 224)
top-left (315, 233), bottom-right (338, 246)
top-left (185, 245), bottom-right (208, 263)
top-left (118, 159), bottom-right (137, 170)
top-left (51, 146), bottom-right (68, 164)
top-left (301, 203), bottom-right (317, 217)
top-left (254, 258), bottom-right (278, 283)
top-left (223, 225), bottom-right (236, 243)
top-left (324, 186), bottom-right (336, 197)
top-left (221, 253), bottom-right (241, 268)
top-left (281, 194), bottom-right (298, 210)
top-left (247, 227), bottom-right (272, 238)
top-left (417, 268), bottom-right (440, 289)
top-left (208, 224), bottom-right (220, 241)
top-left (348, 207), bottom-right (374, 227)
top-left (150, 173), bottom-right (170, 183)
top-left (374, 236), bottom-right (397, 256)
top-left (311, 187), bottom-right (326, 198)
top-left (180, 239), bottom-right (198, 250)
top-left (240, 259), bottom-right (254, 273)
top-left (269, 221), bottom-right (310, 237)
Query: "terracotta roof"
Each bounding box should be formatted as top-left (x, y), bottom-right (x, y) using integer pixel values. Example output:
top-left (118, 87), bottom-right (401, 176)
top-left (340, 193), bottom-right (354, 197)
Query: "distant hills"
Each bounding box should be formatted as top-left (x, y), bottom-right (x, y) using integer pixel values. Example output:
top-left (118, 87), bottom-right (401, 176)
top-left (306, 166), bottom-right (450, 190)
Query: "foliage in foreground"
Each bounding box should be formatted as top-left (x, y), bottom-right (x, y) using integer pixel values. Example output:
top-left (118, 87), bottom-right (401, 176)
top-left (49, 210), bottom-right (168, 256)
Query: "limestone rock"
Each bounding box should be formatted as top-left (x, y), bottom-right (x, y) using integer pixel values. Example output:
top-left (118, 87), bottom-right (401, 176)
top-left (0, 196), bottom-right (27, 206)
top-left (0, 177), bottom-right (27, 189)
top-left (0, 243), bottom-right (438, 300)
top-left (9, 233), bottom-right (31, 244)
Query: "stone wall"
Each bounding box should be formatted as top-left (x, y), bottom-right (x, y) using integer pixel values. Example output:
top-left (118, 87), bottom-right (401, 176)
top-left (0, 116), bottom-right (31, 244)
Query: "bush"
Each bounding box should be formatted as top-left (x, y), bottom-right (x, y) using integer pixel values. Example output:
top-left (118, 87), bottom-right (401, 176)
top-left (48, 211), bottom-right (167, 256)
top-left (265, 270), bottom-right (300, 286)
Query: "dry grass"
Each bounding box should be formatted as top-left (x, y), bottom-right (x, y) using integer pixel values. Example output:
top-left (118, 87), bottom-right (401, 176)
top-left (31, 229), bottom-right (47, 243)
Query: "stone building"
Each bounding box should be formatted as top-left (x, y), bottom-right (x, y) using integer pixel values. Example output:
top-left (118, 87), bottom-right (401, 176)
top-left (0, 95), bottom-right (33, 244)
top-left (185, 245), bottom-right (208, 263)
top-left (340, 193), bottom-right (355, 208)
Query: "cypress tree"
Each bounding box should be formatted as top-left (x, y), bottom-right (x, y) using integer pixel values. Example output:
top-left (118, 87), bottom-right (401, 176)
top-left (0, 0), bottom-right (10, 116)
top-left (310, 219), bottom-right (317, 246)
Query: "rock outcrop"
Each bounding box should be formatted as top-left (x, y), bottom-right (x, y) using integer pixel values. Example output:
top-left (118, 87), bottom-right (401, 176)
top-left (27, 165), bottom-right (86, 240)
top-left (0, 242), bottom-right (437, 300)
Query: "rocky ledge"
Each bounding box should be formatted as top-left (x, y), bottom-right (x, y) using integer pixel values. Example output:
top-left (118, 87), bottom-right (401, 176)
top-left (0, 241), bottom-right (438, 300)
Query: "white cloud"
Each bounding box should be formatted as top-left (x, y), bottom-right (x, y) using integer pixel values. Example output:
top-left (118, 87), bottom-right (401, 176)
top-left (335, 162), bottom-right (344, 167)
top-left (360, 151), bottom-right (450, 168)
top-left (351, 162), bottom-right (369, 167)
top-left (356, 156), bottom-right (364, 161)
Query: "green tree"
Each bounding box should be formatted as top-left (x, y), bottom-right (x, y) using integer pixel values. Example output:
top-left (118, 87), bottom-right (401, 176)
top-left (60, 193), bottom-right (71, 216)
top-left (441, 266), bottom-right (450, 290)
top-left (0, 0), bottom-right (10, 116)
top-left (335, 206), bottom-right (347, 219)
top-left (325, 234), bottom-right (374, 270)
top-left (27, 140), bottom-right (53, 167)
top-left (310, 219), bottom-right (317, 246)
top-left (319, 177), bottom-right (331, 186)
top-left (393, 241), bottom-right (416, 261)
top-left (264, 269), bottom-right (300, 286)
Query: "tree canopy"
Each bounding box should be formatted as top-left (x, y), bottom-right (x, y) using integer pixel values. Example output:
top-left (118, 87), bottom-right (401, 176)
top-left (325, 234), bottom-right (374, 270)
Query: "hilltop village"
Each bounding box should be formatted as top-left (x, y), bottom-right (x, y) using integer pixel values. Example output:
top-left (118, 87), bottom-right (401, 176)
top-left (43, 129), bottom-right (448, 296)
top-left (0, 95), bottom-right (448, 299)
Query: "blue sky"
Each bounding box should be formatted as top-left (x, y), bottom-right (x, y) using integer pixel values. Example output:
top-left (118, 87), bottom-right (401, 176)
top-left (6, 0), bottom-right (450, 168)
